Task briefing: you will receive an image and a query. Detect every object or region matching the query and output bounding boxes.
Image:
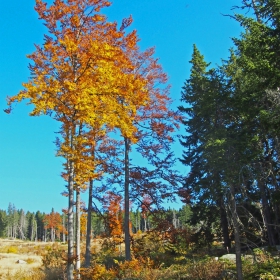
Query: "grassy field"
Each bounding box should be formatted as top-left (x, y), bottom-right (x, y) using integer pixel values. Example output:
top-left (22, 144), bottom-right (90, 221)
top-left (0, 239), bottom-right (49, 279)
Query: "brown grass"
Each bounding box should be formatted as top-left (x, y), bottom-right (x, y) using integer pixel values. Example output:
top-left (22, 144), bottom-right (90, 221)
top-left (0, 238), bottom-right (105, 279)
top-left (0, 239), bottom-right (48, 279)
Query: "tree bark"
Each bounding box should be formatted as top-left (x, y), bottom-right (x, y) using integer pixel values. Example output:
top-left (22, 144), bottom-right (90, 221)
top-left (230, 184), bottom-right (243, 280)
top-left (63, 214), bottom-right (66, 243)
top-left (85, 179), bottom-right (93, 267)
top-left (67, 159), bottom-right (75, 280)
top-left (218, 196), bottom-right (231, 250)
top-left (76, 188), bottom-right (81, 279)
top-left (258, 177), bottom-right (276, 246)
top-left (124, 138), bottom-right (131, 261)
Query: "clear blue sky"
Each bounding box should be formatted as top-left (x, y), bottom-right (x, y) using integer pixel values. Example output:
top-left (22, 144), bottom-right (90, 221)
top-left (0, 0), bottom-right (242, 213)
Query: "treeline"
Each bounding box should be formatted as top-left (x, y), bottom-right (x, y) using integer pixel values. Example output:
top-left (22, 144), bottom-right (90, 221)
top-left (0, 204), bottom-right (63, 242)
top-left (0, 203), bottom-right (192, 242)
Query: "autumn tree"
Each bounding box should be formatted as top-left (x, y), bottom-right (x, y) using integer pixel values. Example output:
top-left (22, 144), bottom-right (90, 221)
top-left (112, 46), bottom-right (182, 260)
top-left (7, 0), bottom-right (151, 278)
top-left (43, 209), bottom-right (63, 242)
top-left (0, 211), bottom-right (7, 238)
top-left (103, 191), bottom-right (123, 244)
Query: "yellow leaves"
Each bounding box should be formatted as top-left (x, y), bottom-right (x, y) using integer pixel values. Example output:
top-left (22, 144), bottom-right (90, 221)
top-left (59, 35), bottom-right (78, 53)
top-left (8, 0), bottom-right (171, 194)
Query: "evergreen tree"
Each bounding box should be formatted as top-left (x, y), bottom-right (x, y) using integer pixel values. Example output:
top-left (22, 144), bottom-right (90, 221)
top-left (0, 210), bottom-right (7, 237)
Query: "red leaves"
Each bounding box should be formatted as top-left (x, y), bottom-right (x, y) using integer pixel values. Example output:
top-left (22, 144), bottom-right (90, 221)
top-left (141, 194), bottom-right (152, 215)
top-left (103, 192), bottom-right (123, 237)
top-left (43, 211), bottom-right (62, 229)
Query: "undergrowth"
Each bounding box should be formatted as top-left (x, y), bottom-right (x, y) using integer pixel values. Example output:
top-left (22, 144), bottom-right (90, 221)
top-left (0, 236), bottom-right (279, 279)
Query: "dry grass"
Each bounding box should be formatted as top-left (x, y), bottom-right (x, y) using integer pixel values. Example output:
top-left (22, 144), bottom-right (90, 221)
top-left (0, 239), bottom-right (49, 279)
top-left (0, 238), bottom-right (105, 279)
top-left (0, 253), bottom-right (42, 278)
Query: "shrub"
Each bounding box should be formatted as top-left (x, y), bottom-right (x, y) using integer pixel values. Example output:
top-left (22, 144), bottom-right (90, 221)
top-left (42, 245), bottom-right (66, 268)
top-left (80, 263), bottom-right (116, 280)
top-left (131, 228), bottom-right (191, 267)
top-left (185, 258), bottom-right (225, 279)
top-left (115, 258), bottom-right (147, 279)
top-left (26, 257), bottom-right (36, 264)
top-left (7, 246), bottom-right (18, 253)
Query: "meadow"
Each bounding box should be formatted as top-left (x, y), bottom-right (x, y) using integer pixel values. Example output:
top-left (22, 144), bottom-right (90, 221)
top-left (0, 234), bottom-right (279, 280)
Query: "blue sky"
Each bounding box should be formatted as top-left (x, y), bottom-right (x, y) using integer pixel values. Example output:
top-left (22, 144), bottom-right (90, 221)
top-left (0, 0), bottom-right (242, 213)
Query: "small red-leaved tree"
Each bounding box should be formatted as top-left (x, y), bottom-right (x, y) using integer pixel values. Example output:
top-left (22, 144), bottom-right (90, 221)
top-left (103, 191), bottom-right (123, 245)
top-left (43, 209), bottom-right (64, 242)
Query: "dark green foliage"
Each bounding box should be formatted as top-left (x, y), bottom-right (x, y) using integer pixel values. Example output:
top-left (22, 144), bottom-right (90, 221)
top-left (179, 1), bottom-right (280, 255)
top-left (0, 210), bottom-right (7, 237)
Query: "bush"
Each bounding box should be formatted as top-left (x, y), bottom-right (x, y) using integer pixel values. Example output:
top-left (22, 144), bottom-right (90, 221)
top-left (80, 263), bottom-right (116, 280)
top-left (7, 246), bottom-right (18, 253)
top-left (41, 244), bottom-right (67, 280)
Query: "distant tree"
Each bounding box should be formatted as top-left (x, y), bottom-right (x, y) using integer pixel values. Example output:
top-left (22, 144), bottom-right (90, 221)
top-left (18, 209), bottom-right (27, 240)
top-left (7, 203), bottom-right (19, 239)
top-left (27, 212), bottom-right (38, 241)
top-left (43, 209), bottom-right (62, 242)
top-left (0, 210), bottom-right (7, 237)
top-left (35, 211), bottom-right (45, 241)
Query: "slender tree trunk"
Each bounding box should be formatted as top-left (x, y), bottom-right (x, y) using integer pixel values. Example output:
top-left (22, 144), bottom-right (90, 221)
top-left (34, 220), bottom-right (37, 242)
top-left (67, 159), bottom-right (75, 280)
top-left (144, 216), bottom-right (147, 232)
top-left (31, 218), bottom-right (35, 242)
top-left (85, 179), bottom-right (93, 267)
top-left (218, 196), bottom-right (231, 250)
top-left (76, 188), bottom-right (81, 279)
top-left (273, 203), bottom-right (280, 242)
top-left (124, 138), bottom-right (131, 261)
top-left (258, 177), bottom-right (276, 246)
top-left (230, 184), bottom-right (243, 280)
top-left (63, 214), bottom-right (66, 243)
top-left (51, 228), bottom-right (54, 242)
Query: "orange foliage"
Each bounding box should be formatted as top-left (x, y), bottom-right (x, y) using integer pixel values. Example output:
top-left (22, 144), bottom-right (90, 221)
top-left (43, 211), bottom-right (61, 230)
top-left (6, 0), bottom-right (153, 195)
top-left (80, 213), bottom-right (87, 238)
top-left (103, 192), bottom-right (123, 239)
top-left (43, 210), bottom-right (66, 240)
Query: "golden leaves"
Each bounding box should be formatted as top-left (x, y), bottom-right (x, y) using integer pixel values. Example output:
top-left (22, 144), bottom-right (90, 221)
top-left (7, 0), bottom-right (175, 194)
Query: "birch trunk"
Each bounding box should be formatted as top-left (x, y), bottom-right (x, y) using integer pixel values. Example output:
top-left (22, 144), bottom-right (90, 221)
top-left (63, 214), bottom-right (66, 243)
top-left (85, 179), bottom-right (93, 267)
top-left (76, 188), bottom-right (81, 279)
top-left (67, 159), bottom-right (75, 280)
top-left (124, 138), bottom-right (131, 261)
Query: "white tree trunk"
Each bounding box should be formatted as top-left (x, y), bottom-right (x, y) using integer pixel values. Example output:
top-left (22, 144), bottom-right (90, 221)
top-left (75, 188), bottom-right (81, 279)
top-left (67, 159), bottom-right (75, 280)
